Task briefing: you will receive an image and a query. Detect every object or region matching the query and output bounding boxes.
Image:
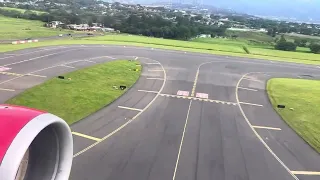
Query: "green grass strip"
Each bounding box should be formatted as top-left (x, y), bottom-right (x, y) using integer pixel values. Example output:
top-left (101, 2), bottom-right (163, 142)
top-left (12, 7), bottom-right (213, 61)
top-left (6, 60), bottom-right (141, 125)
top-left (267, 78), bottom-right (320, 153)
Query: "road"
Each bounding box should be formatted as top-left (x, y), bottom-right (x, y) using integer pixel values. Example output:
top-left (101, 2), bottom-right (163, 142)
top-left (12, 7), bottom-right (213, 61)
top-left (1, 45), bottom-right (320, 180)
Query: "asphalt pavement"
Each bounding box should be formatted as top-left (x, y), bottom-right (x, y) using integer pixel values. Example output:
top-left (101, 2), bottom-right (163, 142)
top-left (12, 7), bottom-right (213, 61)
top-left (1, 45), bottom-right (320, 180)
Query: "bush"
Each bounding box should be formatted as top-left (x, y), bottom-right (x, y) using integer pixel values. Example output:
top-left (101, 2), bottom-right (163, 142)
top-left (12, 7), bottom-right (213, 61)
top-left (275, 41), bottom-right (297, 51)
top-left (243, 46), bottom-right (250, 54)
top-left (294, 39), bottom-right (308, 47)
top-left (309, 43), bottom-right (320, 54)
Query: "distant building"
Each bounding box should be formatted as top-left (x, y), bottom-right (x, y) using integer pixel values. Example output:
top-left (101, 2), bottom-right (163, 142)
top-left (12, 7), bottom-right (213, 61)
top-left (47, 21), bottom-right (64, 28)
top-left (67, 24), bottom-right (89, 31)
top-left (101, 28), bottom-right (115, 32)
top-left (198, 34), bottom-right (211, 38)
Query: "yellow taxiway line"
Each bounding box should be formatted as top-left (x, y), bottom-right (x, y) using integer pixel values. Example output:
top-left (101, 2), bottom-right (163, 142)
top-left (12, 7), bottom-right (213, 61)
top-left (72, 132), bottom-right (101, 142)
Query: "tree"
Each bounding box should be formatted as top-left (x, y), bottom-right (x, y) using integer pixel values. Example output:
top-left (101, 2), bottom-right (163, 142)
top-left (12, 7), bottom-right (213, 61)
top-left (300, 28), bottom-right (313, 35)
top-left (275, 36), bottom-right (297, 51)
top-left (194, 15), bottom-right (203, 21)
top-left (267, 27), bottom-right (277, 37)
top-left (294, 39), bottom-right (308, 47)
top-left (309, 43), bottom-right (320, 54)
top-left (88, 21), bottom-right (93, 27)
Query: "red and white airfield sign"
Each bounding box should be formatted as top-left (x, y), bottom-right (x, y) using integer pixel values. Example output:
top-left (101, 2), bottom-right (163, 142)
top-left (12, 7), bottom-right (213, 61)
top-left (177, 90), bottom-right (189, 97)
top-left (0, 66), bottom-right (11, 72)
top-left (196, 93), bottom-right (209, 99)
top-left (11, 39), bottom-right (39, 45)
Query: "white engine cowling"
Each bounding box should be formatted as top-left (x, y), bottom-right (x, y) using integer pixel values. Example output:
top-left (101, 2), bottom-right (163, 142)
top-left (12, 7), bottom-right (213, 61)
top-left (0, 104), bottom-right (73, 180)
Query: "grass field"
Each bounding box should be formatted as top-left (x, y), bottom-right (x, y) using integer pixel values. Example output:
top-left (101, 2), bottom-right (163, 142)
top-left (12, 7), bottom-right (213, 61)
top-left (1, 33), bottom-right (320, 65)
top-left (0, 15), bottom-right (73, 40)
top-left (86, 35), bottom-right (246, 53)
top-left (0, 7), bottom-right (46, 14)
top-left (6, 60), bottom-right (141, 125)
top-left (267, 78), bottom-right (320, 153)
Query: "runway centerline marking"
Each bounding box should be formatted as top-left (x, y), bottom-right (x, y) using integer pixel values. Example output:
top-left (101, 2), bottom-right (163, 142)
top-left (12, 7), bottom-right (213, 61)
top-left (173, 100), bottom-right (193, 180)
top-left (252, 125), bottom-right (281, 131)
top-left (236, 72), bottom-right (299, 180)
top-left (72, 132), bottom-right (101, 142)
top-left (240, 102), bottom-right (263, 107)
top-left (191, 69), bottom-right (199, 97)
top-left (291, 171), bottom-right (320, 175)
top-left (146, 77), bottom-right (164, 80)
top-left (238, 87), bottom-right (258, 91)
top-left (0, 88), bottom-right (15, 92)
top-left (138, 90), bottom-right (158, 93)
top-left (118, 106), bottom-right (143, 112)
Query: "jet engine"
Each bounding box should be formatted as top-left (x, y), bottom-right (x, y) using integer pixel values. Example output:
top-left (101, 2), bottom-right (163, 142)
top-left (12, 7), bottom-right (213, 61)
top-left (0, 104), bottom-right (73, 180)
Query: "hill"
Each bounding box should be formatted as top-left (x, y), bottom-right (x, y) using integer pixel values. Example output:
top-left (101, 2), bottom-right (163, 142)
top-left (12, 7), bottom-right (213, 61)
top-left (0, 7), bottom-right (46, 14)
top-left (0, 15), bottom-right (72, 40)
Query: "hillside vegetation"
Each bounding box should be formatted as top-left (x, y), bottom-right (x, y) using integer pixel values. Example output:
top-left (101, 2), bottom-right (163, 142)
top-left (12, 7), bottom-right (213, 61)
top-left (0, 7), bottom-right (46, 14)
top-left (0, 15), bottom-right (73, 40)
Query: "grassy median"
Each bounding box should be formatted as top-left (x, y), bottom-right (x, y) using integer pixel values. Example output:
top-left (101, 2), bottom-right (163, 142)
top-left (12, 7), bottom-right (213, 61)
top-left (1, 34), bottom-right (320, 65)
top-left (6, 60), bottom-right (141, 125)
top-left (267, 78), bottom-right (320, 152)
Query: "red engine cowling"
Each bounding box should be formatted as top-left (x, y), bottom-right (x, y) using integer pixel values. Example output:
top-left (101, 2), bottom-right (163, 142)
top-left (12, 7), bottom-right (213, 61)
top-left (0, 104), bottom-right (73, 180)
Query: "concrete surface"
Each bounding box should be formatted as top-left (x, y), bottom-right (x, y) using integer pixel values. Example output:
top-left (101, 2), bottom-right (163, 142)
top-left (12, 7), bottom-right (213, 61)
top-left (1, 45), bottom-right (320, 180)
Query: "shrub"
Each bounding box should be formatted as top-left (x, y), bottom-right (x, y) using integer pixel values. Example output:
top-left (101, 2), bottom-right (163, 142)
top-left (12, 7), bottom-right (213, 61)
top-left (309, 43), bottom-right (320, 54)
top-left (243, 46), bottom-right (250, 54)
top-left (275, 41), bottom-right (297, 51)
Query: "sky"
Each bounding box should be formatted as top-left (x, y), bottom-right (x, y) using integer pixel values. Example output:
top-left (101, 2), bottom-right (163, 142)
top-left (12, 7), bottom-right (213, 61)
top-left (202, 0), bottom-right (320, 22)
top-left (139, 0), bottom-right (320, 22)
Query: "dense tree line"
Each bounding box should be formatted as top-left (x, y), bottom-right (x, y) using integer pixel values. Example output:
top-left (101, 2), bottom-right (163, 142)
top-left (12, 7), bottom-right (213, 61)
top-left (0, 7), bottom-right (227, 40)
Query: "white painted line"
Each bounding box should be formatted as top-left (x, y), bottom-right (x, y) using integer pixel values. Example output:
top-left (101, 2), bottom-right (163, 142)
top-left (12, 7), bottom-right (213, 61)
top-left (252, 126), bottom-right (281, 131)
top-left (138, 90), bottom-right (158, 93)
top-left (236, 72), bottom-right (299, 180)
top-left (148, 69), bottom-right (163, 72)
top-left (146, 77), bottom-right (164, 80)
top-left (173, 100), bottom-right (193, 180)
top-left (239, 102), bottom-right (263, 107)
top-left (242, 77), bottom-right (261, 82)
top-left (134, 57), bottom-right (138, 60)
top-left (0, 88), bottom-right (15, 92)
top-left (291, 171), bottom-right (320, 175)
top-left (26, 74), bottom-right (47, 78)
top-left (0, 48), bottom-right (65, 60)
top-left (118, 106), bottom-right (143, 112)
top-left (238, 87), bottom-right (258, 92)
top-left (72, 132), bottom-right (101, 141)
top-left (146, 63), bottom-right (160, 65)
top-left (2, 49), bottom-right (76, 66)
top-left (61, 64), bottom-right (76, 69)
top-left (73, 58), bottom-right (167, 158)
top-left (84, 60), bottom-right (96, 63)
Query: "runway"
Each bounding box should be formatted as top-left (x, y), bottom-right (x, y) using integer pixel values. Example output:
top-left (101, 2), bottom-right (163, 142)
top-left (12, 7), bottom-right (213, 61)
top-left (1, 45), bottom-right (320, 180)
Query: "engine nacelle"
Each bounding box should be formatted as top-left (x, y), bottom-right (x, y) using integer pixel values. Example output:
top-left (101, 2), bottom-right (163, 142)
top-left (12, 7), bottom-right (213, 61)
top-left (0, 104), bottom-right (73, 180)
